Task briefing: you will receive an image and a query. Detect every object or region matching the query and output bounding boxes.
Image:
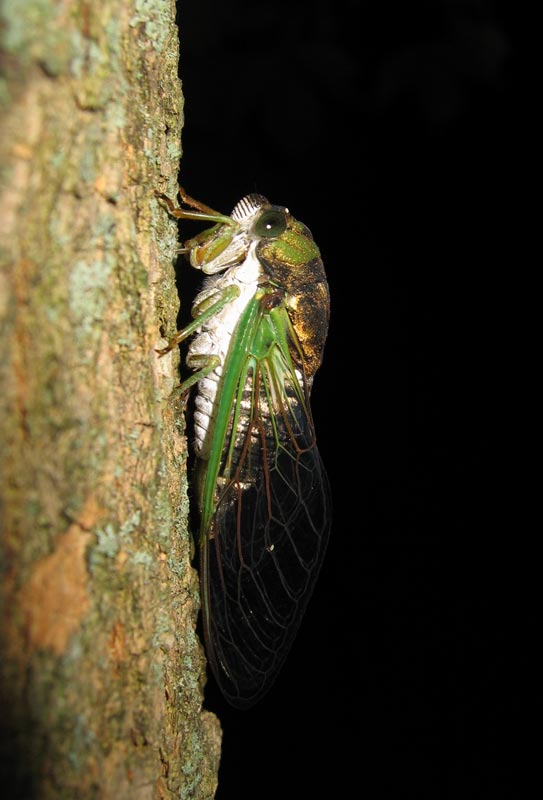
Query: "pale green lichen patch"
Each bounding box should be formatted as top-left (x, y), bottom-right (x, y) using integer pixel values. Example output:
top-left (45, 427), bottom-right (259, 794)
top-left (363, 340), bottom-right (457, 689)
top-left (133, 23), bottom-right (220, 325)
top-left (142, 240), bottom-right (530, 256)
top-left (93, 523), bottom-right (120, 559)
top-left (0, 0), bottom-right (74, 75)
top-left (68, 255), bottom-right (116, 344)
top-left (119, 509), bottom-right (142, 537)
top-left (130, 0), bottom-right (173, 53)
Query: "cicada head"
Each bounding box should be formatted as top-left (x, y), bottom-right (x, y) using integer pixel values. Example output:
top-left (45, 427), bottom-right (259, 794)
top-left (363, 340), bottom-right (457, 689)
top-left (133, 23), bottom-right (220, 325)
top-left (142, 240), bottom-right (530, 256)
top-left (187, 193), bottom-right (285, 275)
top-left (186, 193), bottom-right (291, 275)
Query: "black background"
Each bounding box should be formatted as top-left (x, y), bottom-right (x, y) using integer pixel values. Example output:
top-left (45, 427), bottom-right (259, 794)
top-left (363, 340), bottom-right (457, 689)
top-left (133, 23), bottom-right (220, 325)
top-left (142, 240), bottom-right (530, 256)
top-left (174, 1), bottom-right (520, 797)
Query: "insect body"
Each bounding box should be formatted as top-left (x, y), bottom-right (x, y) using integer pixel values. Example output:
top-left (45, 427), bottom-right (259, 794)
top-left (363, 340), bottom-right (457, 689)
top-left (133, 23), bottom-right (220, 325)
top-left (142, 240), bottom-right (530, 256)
top-left (158, 189), bottom-right (331, 708)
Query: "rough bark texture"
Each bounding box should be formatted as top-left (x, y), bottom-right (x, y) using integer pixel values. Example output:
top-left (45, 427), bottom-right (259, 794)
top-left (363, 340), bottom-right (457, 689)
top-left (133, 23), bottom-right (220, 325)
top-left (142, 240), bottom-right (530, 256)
top-left (0, 1), bottom-right (221, 797)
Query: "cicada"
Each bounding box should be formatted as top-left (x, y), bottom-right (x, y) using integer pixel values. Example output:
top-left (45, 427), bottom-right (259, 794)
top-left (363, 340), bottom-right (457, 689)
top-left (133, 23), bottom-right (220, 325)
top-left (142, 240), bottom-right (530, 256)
top-left (157, 188), bottom-right (331, 708)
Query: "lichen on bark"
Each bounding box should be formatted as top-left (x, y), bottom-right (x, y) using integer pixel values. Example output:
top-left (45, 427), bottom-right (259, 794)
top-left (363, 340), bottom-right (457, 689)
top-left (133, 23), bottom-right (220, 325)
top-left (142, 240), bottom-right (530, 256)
top-left (0, 2), bottom-right (221, 797)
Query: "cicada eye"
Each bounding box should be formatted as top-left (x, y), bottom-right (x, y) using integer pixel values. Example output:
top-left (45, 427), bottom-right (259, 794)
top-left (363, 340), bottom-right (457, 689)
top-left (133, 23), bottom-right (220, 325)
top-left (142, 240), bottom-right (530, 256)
top-left (253, 209), bottom-right (288, 238)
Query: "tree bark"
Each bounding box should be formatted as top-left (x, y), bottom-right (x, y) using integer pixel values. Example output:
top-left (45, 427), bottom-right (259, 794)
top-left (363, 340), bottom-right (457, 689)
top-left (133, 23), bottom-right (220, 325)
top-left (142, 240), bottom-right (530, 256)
top-left (0, 2), bottom-right (221, 797)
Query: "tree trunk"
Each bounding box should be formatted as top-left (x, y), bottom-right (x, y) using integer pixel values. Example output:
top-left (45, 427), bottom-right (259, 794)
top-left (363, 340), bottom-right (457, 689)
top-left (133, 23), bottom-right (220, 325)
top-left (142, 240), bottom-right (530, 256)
top-left (0, 2), bottom-right (221, 797)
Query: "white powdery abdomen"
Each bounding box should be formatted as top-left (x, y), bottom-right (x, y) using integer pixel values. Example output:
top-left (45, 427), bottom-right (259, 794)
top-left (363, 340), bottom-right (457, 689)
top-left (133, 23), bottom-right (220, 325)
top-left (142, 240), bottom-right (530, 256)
top-left (188, 247), bottom-right (262, 457)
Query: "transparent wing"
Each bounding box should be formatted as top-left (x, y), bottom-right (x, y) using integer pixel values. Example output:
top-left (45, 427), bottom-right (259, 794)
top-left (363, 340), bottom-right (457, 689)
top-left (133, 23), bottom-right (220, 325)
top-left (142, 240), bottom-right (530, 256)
top-left (199, 311), bottom-right (331, 708)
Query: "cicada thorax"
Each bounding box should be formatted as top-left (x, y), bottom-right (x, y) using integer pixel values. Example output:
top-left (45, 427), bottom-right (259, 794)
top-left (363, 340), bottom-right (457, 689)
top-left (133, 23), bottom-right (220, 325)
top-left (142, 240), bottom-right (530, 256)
top-left (256, 218), bottom-right (330, 380)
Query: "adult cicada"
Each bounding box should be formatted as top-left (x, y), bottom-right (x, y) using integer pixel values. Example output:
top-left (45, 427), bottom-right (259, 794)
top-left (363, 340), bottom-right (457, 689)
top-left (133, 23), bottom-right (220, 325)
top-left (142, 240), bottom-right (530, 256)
top-left (157, 188), bottom-right (331, 708)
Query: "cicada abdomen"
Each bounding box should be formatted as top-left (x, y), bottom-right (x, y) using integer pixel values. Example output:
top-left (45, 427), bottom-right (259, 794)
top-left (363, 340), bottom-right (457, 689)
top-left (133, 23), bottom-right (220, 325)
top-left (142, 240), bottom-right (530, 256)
top-left (157, 189), bottom-right (331, 707)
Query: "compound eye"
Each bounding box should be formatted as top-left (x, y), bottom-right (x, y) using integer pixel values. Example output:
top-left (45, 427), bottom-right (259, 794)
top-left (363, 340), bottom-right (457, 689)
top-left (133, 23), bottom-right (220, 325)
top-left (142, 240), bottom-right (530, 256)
top-left (253, 209), bottom-right (287, 238)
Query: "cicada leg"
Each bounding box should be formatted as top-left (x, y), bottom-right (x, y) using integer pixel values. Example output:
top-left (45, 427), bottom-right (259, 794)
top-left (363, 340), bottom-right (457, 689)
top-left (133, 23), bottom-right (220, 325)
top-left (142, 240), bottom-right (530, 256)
top-left (157, 284), bottom-right (240, 357)
top-left (179, 353), bottom-right (221, 394)
top-left (177, 186), bottom-right (222, 216)
top-left (154, 190), bottom-right (236, 228)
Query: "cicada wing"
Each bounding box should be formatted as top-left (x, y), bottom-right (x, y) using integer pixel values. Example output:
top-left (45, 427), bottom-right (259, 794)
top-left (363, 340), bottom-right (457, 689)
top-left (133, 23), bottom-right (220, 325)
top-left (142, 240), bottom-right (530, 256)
top-left (200, 353), bottom-right (332, 708)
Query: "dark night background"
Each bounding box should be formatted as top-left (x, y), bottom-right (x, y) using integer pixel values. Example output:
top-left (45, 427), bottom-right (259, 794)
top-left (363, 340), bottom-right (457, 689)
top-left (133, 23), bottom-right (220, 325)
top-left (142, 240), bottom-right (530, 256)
top-left (175, 1), bottom-right (521, 797)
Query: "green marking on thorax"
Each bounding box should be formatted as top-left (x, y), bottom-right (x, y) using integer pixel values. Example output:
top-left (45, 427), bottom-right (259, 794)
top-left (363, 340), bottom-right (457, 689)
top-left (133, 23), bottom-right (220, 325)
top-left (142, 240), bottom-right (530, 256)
top-left (263, 220), bottom-right (321, 266)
